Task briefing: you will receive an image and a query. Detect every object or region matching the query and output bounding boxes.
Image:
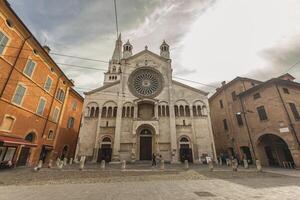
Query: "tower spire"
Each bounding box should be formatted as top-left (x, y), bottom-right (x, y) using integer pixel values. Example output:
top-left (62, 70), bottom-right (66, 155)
top-left (111, 33), bottom-right (122, 63)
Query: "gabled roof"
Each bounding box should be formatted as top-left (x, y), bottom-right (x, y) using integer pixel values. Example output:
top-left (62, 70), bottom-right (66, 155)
top-left (238, 78), bottom-right (300, 98)
top-left (209, 77), bottom-right (262, 101)
top-left (84, 81), bottom-right (120, 95)
top-left (172, 80), bottom-right (209, 96)
top-left (124, 49), bottom-right (170, 63)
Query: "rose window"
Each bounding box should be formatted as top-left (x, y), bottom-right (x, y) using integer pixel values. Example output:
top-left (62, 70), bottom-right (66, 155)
top-left (129, 68), bottom-right (163, 98)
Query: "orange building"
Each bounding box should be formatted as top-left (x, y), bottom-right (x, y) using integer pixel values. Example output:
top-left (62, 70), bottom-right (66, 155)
top-left (54, 88), bottom-right (83, 161)
top-left (0, 1), bottom-right (83, 167)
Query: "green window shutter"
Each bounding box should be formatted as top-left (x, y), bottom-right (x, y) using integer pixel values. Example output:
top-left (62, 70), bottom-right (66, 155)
top-left (12, 85), bottom-right (26, 105)
top-left (0, 33), bottom-right (8, 55)
top-left (37, 98), bottom-right (46, 115)
top-left (24, 59), bottom-right (36, 77)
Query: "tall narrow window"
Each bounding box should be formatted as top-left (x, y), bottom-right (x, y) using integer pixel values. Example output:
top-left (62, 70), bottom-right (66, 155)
top-left (219, 100), bottom-right (224, 108)
top-left (179, 105), bottom-right (184, 117)
top-left (108, 107), bottom-right (113, 118)
top-left (90, 107), bottom-right (95, 117)
top-left (71, 100), bottom-right (77, 110)
top-left (44, 76), bottom-right (52, 92)
top-left (162, 106), bottom-right (166, 117)
top-left (166, 106), bottom-right (170, 116)
top-left (0, 31), bottom-right (9, 55)
top-left (192, 106), bottom-right (197, 116)
top-left (113, 107), bottom-right (118, 117)
top-left (122, 107), bottom-right (125, 117)
top-left (257, 106), bottom-right (268, 121)
top-left (197, 105), bottom-right (202, 116)
top-left (95, 107), bottom-right (99, 117)
top-left (158, 106), bottom-right (161, 117)
top-left (12, 84), bottom-right (26, 105)
top-left (289, 103), bottom-right (300, 120)
top-left (126, 107), bottom-right (130, 117)
top-left (174, 105), bottom-right (179, 117)
top-left (231, 91), bottom-right (237, 101)
top-left (56, 89), bottom-right (65, 102)
top-left (36, 98), bottom-right (46, 115)
top-left (223, 119), bottom-right (228, 131)
top-left (185, 105), bottom-right (190, 117)
top-left (67, 117), bottom-right (75, 128)
top-left (236, 113), bottom-right (243, 126)
top-left (24, 59), bottom-right (36, 77)
top-left (51, 107), bottom-right (60, 122)
top-left (102, 107), bottom-right (107, 118)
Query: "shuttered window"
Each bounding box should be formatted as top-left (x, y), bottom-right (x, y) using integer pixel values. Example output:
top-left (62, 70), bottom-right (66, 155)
top-left (51, 107), bottom-right (60, 122)
top-left (257, 106), bottom-right (268, 121)
top-left (12, 84), bottom-right (26, 105)
top-left (44, 76), bottom-right (52, 92)
top-left (0, 31), bottom-right (9, 55)
top-left (24, 59), bottom-right (36, 77)
top-left (36, 98), bottom-right (46, 115)
top-left (289, 103), bottom-right (300, 120)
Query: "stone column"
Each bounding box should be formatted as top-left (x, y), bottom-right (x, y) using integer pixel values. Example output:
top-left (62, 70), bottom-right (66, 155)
top-left (112, 102), bottom-right (123, 162)
top-left (189, 105), bottom-right (199, 163)
top-left (92, 107), bottom-right (102, 163)
top-left (168, 70), bottom-right (178, 163)
top-left (154, 102), bottom-right (158, 119)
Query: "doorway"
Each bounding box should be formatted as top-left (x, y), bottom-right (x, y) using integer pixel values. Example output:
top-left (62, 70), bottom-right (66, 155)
top-left (17, 147), bottom-right (30, 166)
top-left (139, 129), bottom-right (152, 160)
top-left (97, 137), bottom-right (112, 163)
top-left (179, 137), bottom-right (193, 163)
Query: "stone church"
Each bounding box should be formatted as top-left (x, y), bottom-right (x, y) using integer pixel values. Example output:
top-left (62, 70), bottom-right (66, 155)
top-left (77, 35), bottom-right (216, 163)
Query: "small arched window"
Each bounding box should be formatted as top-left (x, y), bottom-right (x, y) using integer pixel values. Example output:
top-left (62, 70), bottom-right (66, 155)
top-left (158, 106), bottom-right (161, 117)
top-left (48, 130), bottom-right (55, 140)
top-left (162, 106), bottom-right (166, 117)
top-left (131, 107), bottom-right (134, 118)
top-left (25, 132), bottom-right (35, 142)
top-left (107, 107), bottom-right (112, 118)
top-left (113, 107), bottom-right (117, 117)
top-left (126, 107), bottom-right (130, 117)
top-left (166, 105), bottom-right (170, 116)
top-left (101, 107), bottom-right (107, 118)
top-left (112, 66), bottom-right (116, 72)
top-left (179, 105), bottom-right (184, 117)
top-left (90, 107), bottom-right (95, 117)
top-left (174, 105), bottom-right (179, 117)
top-left (185, 105), bottom-right (190, 117)
top-left (192, 106), bottom-right (197, 117)
top-left (95, 107), bottom-right (99, 118)
top-left (197, 105), bottom-right (202, 116)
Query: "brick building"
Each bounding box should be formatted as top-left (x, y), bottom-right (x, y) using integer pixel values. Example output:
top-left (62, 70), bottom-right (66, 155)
top-left (209, 74), bottom-right (300, 168)
top-left (0, 1), bottom-right (83, 167)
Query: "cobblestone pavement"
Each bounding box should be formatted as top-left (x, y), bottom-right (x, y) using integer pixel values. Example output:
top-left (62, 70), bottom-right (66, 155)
top-left (0, 164), bottom-right (299, 200)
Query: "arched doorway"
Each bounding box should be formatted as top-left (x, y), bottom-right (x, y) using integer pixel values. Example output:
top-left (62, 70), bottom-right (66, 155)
top-left (257, 134), bottom-right (294, 167)
top-left (60, 145), bottom-right (69, 160)
top-left (97, 137), bottom-right (112, 163)
top-left (17, 132), bottom-right (36, 166)
top-left (179, 137), bottom-right (193, 163)
top-left (139, 129), bottom-right (152, 160)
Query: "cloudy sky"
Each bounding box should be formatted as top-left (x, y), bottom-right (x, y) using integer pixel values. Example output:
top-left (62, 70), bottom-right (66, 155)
top-left (8, 0), bottom-right (300, 94)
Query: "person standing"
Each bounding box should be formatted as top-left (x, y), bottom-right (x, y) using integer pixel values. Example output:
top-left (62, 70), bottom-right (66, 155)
top-left (152, 153), bottom-right (157, 166)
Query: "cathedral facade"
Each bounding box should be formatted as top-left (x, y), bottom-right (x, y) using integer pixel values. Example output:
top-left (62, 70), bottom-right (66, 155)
top-left (77, 35), bottom-right (216, 163)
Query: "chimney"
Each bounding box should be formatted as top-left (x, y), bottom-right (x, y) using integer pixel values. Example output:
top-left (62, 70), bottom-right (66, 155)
top-left (43, 45), bottom-right (51, 53)
top-left (221, 81), bottom-right (226, 86)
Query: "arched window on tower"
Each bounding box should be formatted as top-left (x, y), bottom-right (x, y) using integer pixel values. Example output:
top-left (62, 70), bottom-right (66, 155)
top-left (131, 107), bottom-right (134, 118)
top-left (122, 107), bottom-right (126, 117)
top-left (95, 107), bottom-right (99, 118)
top-left (107, 107), bottom-right (113, 118)
top-left (126, 107), bottom-right (130, 117)
top-left (162, 106), bottom-right (166, 117)
top-left (166, 105), bottom-right (170, 116)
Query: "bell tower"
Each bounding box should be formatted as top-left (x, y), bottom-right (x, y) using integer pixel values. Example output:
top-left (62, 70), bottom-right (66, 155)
top-left (104, 34), bottom-right (123, 85)
top-left (160, 40), bottom-right (170, 59)
top-left (123, 40), bottom-right (133, 59)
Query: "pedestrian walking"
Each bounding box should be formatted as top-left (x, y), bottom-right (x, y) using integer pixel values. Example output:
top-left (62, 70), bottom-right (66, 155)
top-left (152, 153), bottom-right (157, 166)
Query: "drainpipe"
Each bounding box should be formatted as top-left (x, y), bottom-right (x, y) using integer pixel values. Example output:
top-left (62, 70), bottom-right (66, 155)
top-left (0, 36), bottom-right (31, 97)
top-left (239, 97), bottom-right (257, 160)
top-left (275, 84), bottom-right (300, 147)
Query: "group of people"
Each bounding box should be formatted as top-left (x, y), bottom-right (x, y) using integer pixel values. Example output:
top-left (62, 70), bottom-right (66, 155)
top-left (152, 153), bottom-right (162, 166)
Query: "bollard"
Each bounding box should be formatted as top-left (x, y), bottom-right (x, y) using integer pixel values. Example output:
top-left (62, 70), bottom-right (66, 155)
top-left (79, 156), bottom-right (86, 170)
top-left (243, 159), bottom-right (249, 169)
top-left (121, 160), bottom-right (126, 170)
top-left (48, 159), bottom-right (53, 168)
top-left (256, 160), bottom-right (262, 172)
top-left (208, 160), bottom-right (214, 172)
top-left (232, 159), bottom-right (238, 172)
top-left (160, 160), bottom-right (165, 170)
top-left (69, 158), bottom-right (73, 165)
top-left (37, 160), bottom-right (43, 169)
top-left (184, 160), bottom-right (189, 170)
top-left (63, 158), bottom-right (68, 166)
top-left (101, 160), bottom-right (106, 170)
top-left (58, 160), bottom-right (63, 169)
